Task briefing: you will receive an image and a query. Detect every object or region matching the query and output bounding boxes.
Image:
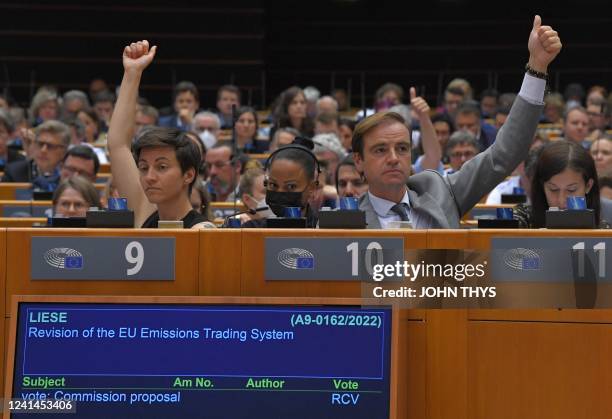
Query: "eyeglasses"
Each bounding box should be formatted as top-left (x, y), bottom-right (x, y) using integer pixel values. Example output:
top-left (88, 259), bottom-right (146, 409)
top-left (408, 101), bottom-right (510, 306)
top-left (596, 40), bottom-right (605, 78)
top-left (34, 139), bottom-right (66, 151)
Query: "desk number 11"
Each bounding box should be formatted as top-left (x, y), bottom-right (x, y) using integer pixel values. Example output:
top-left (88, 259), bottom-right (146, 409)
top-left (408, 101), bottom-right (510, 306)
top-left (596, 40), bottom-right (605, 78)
top-left (572, 242), bottom-right (606, 279)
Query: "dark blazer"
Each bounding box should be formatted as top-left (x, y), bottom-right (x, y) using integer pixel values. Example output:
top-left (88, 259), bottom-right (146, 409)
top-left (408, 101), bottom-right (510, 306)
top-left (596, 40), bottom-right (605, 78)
top-left (1, 159), bottom-right (34, 182)
top-left (360, 96), bottom-right (543, 229)
top-left (0, 149), bottom-right (25, 171)
top-left (158, 115), bottom-right (191, 131)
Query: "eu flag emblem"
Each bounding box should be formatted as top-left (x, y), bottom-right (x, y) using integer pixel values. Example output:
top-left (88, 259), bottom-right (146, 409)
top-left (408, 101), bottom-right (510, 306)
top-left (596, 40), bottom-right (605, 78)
top-left (521, 257), bottom-right (540, 270)
top-left (296, 257), bottom-right (314, 269)
top-left (64, 256), bottom-right (83, 269)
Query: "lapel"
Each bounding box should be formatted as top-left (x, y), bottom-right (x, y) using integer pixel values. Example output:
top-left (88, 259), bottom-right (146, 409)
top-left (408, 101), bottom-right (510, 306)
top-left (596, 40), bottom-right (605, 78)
top-left (407, 189), bottom-right (450, 228)
top-left (359, 193), bottom-right (381, 229)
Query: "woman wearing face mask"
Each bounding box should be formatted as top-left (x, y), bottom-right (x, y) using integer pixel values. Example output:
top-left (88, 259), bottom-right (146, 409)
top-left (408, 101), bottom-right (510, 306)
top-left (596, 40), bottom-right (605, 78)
top-left (242, 137), bottom-right (320, 228)
top-left (514, 140), bottom-right (608, 228)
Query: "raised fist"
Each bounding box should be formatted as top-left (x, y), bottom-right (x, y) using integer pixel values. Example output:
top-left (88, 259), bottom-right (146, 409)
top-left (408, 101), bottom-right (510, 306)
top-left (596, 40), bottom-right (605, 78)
top-left (122, 40), bottom-right (157, 74)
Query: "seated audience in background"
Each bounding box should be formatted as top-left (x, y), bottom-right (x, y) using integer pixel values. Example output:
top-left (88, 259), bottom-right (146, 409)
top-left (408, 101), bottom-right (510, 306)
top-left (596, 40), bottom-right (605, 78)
top-left (586, 98), bottom-right (610, 141)
top-left (108, 40), bottom-right (209, 229)
top-left (158, 81), bottom-right (200, 131)
top-left (52, 175), bottom-right (101, 218)
top-left (190, 177), bottom-right (213, 222)
top-left (234, 167), bottom-right (272, 224)
top-left (102, 175), bottom-right (120, 208)
top-left (444, 131), bottom-right (480, 175)
top-left (62, 90), bottom-right (90, 119)
top-left (28, 89), bottom-right (60, 127)
top-left (314, 111), bottom-right (340, 136)
top-left (235, 106), bottom-right (268, 153)
top-left (77, 108), bottom-right (102, 145)
top-left (216, 85), bottom-right (241, 129)
top-left (600, 176), bottom-right (612, 201)
top-left (242, 137), bottom-right (320, 228)
top-left (590, 136), bottom-right (612, 178)
top-left (564, 83), bottom-right (585, 109)
top-left (486, 144), bottom-right (543, 204)
top-left (71, 109), bottom-right (108, 164)
top-left (313, 133), bottom-right (347, 185)
top-left (60, 145), bottom-right (99, 183)
top-left (374, 83), bottom-right (403, 112)
top-left (134, 105), bottom-right (159, 136)
top-left (303, 86), bottom-right (321, 119)
top-left (205, 143), bottom-right (242, 202)
top-left (193, 111), bottom-right (221, 150)
top-left (440, 86), bottom-right (465, 118)
top-left (2, 120), bottom-right (70, 190)
top-left (331, 88), bottom-right (349, 112)
top-left (309, 162), bottom-right (338, 212)
top-left (92, 90), bottom-right (115, 132)
top-left (336, 155), bottom-right (368, 199)
top-left (563, 106), bottom-right (590, 148)
top-left (454, 101), bottom-right (497, 150)
top-left (338, 118), bottom-right (356, 152)
top-left (429, 113), bottom-right (454, 162)
top-left (479, 88), bottom-right (499, 119)
top-left (271, 86), bottom-right (314, 138)
top-left (268, 127), bottom-right (299, 153)
top-left (494, 105), bottom-right (511, 129)
top-left (447, 78), bottom-right (473, 100)
top-left (0, 109), bottom-right (25, 170)
top-left (88, 78), bottom-right (109, 101)
top-left (352, 14), bottom-right (560, 229)
top-left (586, 85), bottom-right (607, 105)
top-left (514, 140), bottom-right (608, 228)
top-left (316, 96), bottom-right (339, 115)
top-left (0, 94), bottom-right (10, 109)
top-left (542, 92), bottom-right (565, 124)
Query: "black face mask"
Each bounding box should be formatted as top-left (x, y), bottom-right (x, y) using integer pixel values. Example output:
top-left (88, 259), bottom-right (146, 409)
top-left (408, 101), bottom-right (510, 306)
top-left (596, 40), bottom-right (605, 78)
top-left (265, 190), bottom-right (304, 217)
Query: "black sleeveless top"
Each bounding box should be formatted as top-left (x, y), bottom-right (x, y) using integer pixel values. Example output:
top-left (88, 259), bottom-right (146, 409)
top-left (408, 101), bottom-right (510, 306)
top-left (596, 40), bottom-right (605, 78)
top-left (141, 210), bottom-right (207, 229)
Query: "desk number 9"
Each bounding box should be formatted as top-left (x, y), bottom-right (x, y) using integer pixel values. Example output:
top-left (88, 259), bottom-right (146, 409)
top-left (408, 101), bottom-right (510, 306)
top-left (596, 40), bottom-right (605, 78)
top-left (125, 241), bottom-right (144, 275)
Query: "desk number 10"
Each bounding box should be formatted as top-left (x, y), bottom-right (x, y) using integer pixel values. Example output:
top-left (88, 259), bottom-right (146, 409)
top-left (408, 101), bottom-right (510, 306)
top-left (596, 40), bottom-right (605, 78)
top-left (572, 242), bottom-right (606, 278)
top-left (347, 241), bottom-right (383, 276)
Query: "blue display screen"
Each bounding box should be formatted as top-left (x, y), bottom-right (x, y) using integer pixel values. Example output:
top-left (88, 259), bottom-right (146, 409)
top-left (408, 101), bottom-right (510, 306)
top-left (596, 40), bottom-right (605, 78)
top-left (11, 302), bottom-right (392, 418)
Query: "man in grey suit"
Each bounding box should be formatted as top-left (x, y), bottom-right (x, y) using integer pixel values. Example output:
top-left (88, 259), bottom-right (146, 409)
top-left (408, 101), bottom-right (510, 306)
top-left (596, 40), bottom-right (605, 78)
top-left (353, 15), bottom-right (562, 229)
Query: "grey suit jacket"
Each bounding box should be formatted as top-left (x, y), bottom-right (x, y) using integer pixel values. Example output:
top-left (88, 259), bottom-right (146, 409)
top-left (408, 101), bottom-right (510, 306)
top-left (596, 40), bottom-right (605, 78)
top-left (360, 96), bottom-right (543, 229)
top-left (601, 198), bottom-right (612, 226)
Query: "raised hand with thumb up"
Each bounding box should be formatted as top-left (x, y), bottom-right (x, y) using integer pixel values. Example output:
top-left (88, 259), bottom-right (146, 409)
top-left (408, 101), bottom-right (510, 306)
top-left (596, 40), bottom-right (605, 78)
top-left (527, 15), bottom-right (561, 74)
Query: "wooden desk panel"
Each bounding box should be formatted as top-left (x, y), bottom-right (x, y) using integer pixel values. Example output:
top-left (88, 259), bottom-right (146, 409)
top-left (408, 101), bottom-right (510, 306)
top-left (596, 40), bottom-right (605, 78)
top-left (198, 230), bottom-right (241, 296)
top-left (0, 217), bottom-right (47, 227)
top-left (468, 321), bottom-right (612, 419)
top-left (0, 183), bottom-right (32, 200)
top-left (0, 230), bottom-right (5, 394)
top-left (5, 229), bottom-right (199, 315)
top-left (240, 229), bottom-right (427, 298)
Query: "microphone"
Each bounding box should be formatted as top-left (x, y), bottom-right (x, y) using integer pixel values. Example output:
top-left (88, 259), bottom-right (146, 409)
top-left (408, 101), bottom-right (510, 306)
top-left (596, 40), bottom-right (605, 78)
top-left (231, 103), bottom-right (239, 223)
top-left (222, 206), bottom-right (271, 227)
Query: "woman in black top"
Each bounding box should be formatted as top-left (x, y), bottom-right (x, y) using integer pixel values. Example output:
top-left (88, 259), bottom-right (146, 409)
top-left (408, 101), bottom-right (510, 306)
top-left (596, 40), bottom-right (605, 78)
top-left (514, 140), bottom-right (606, 228)
top-left (108, 40), bottom-right (208, 229)
top-left (242, 138), bottom-right (320, 228)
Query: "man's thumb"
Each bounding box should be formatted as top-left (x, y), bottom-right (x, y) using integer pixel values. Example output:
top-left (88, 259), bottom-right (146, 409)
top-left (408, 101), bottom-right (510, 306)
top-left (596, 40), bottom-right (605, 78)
top-left (410, 87), bottom-right (417, 100)
top-left (533, 15), bottom-right (541, 30)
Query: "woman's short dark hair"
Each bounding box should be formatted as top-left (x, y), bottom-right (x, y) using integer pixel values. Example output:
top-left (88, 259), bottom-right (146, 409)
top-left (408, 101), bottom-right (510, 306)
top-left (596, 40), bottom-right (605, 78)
top-left (133, 127), bottom-right (201, 193)
top-left (531, 140), bottom-right (600, 228)
top-left (52, 175), bottom-right (101, 210)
